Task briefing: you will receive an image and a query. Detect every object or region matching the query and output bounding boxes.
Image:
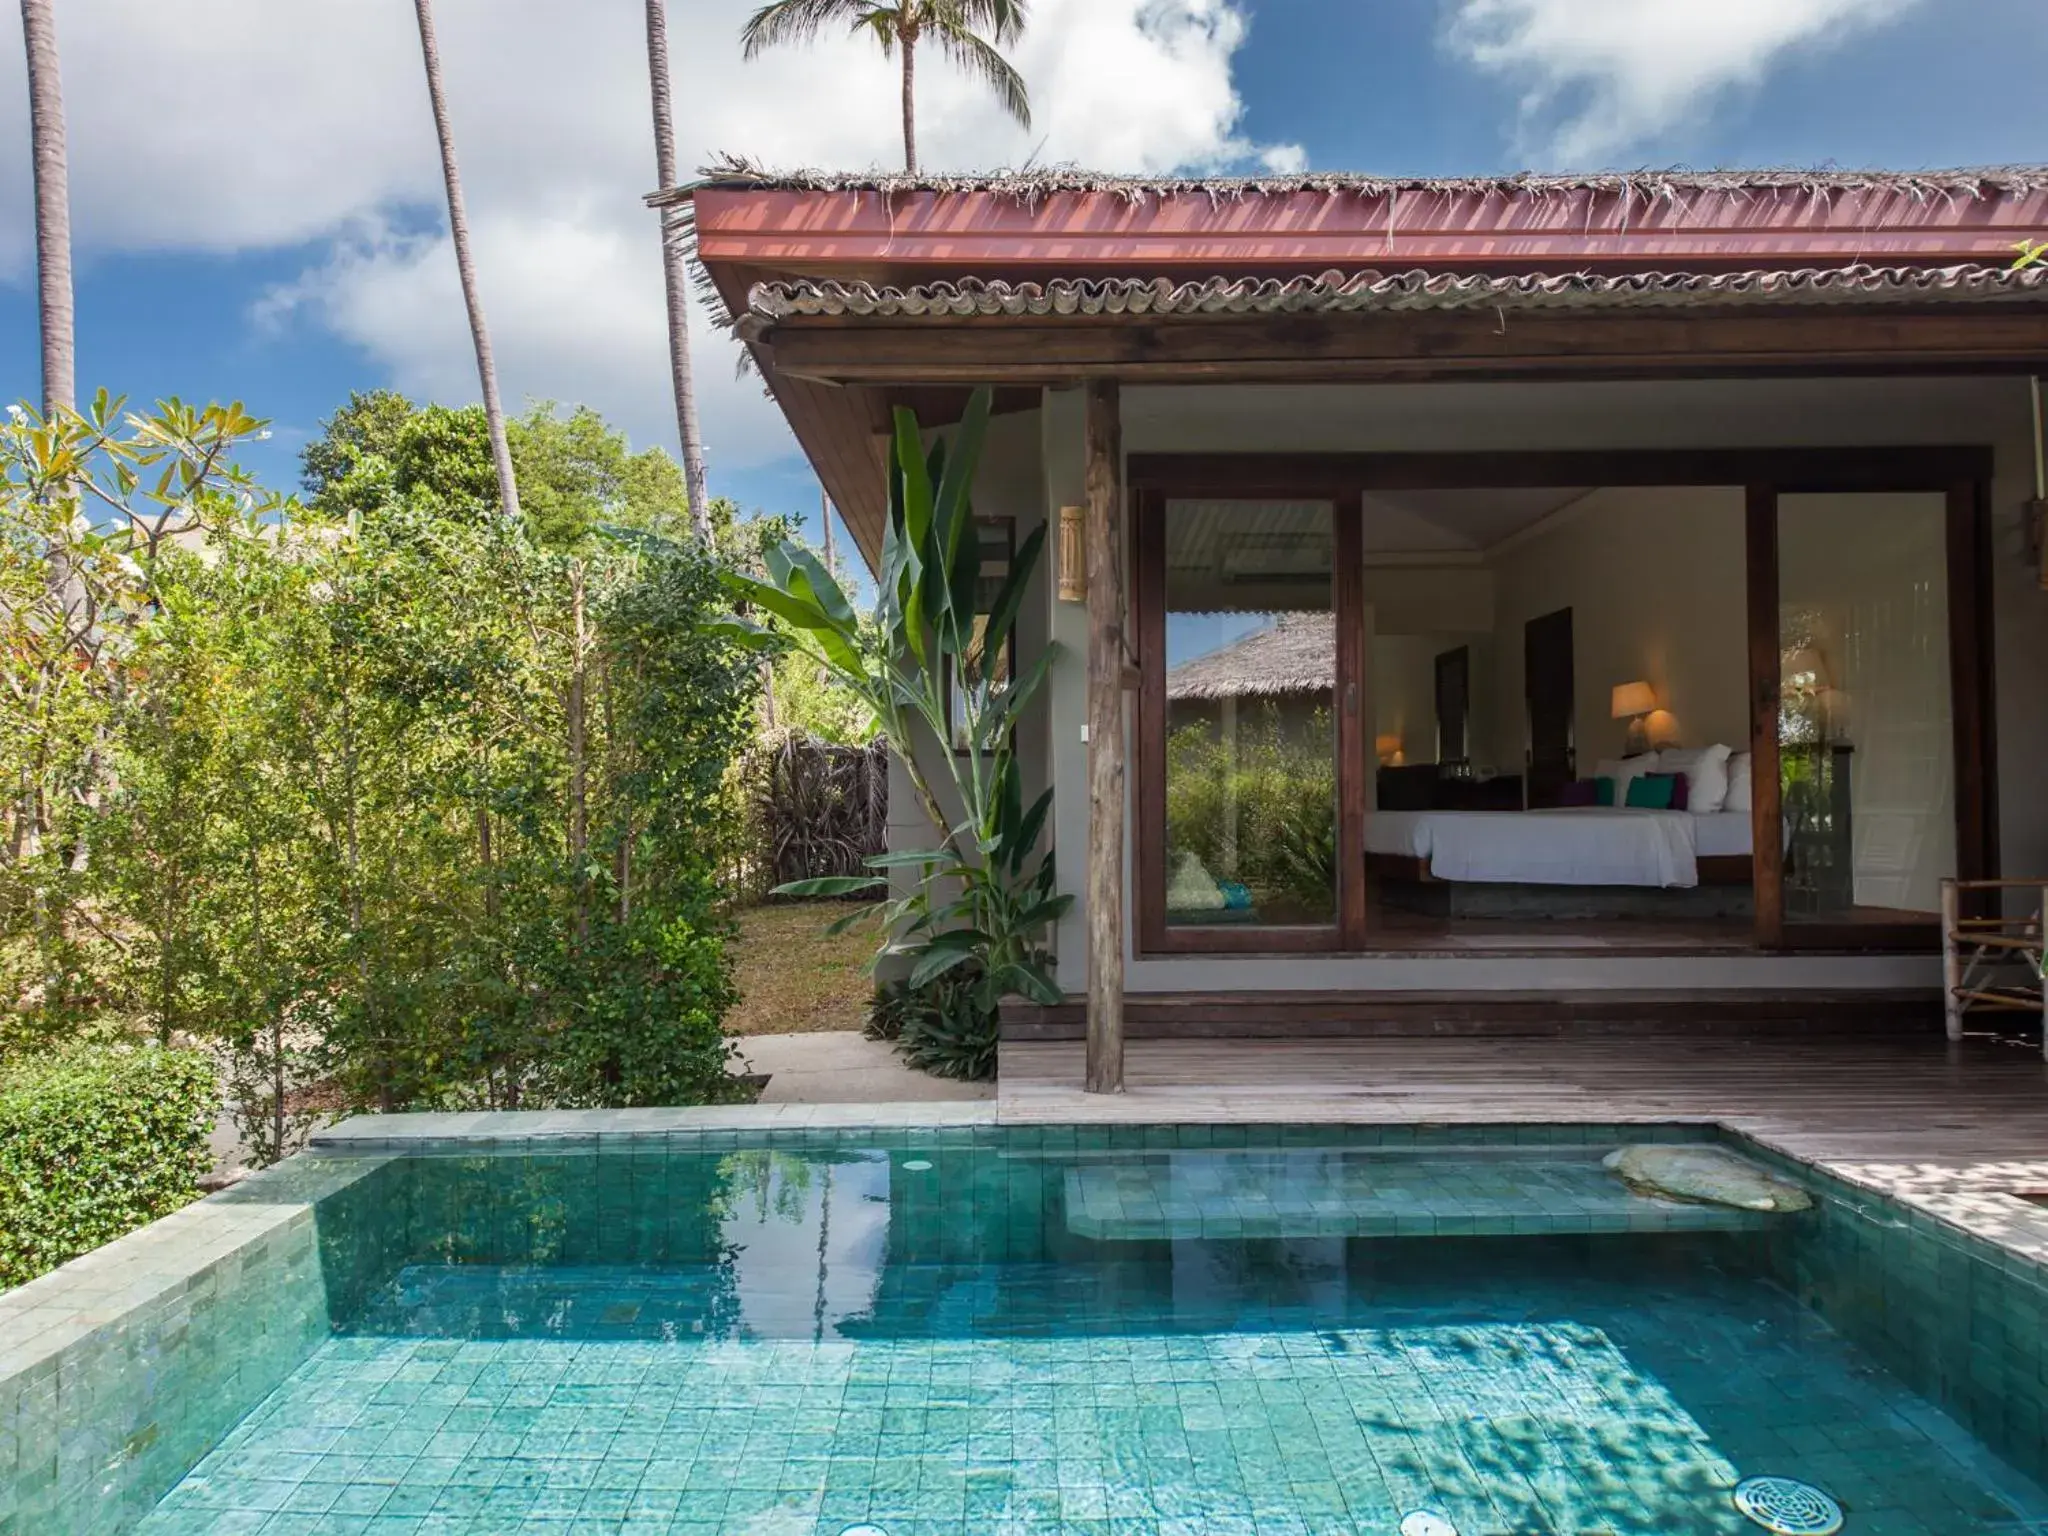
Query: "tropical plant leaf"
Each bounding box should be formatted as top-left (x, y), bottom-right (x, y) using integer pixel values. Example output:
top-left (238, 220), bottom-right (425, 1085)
top-left (770, 875), bottom-right (887, 898)
top-left (1010, 787), bottom-right (1054, 875)
top-left (909, 943), bottom-right (978, 990)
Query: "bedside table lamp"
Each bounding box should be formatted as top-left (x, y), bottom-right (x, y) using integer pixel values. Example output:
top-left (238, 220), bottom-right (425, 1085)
top-left (1611, 680), bottom-right (1657, 755)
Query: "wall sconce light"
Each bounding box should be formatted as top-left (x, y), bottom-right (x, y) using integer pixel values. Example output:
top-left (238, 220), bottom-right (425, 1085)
top-left (1057, 504), bottom-right (1086, 603)
top-left (1610, 680), bottom-right (1657, 755)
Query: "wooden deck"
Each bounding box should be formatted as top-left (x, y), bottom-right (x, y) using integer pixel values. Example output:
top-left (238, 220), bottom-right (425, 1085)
top-left (998, 1031), bottom-right (2048, 1264)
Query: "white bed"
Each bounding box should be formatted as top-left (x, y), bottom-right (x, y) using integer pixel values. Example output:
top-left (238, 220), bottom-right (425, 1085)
top-left (1366, 808), bottom-right (1754, 889)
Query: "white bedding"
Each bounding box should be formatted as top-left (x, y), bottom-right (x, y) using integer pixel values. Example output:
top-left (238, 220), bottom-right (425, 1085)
top-left (1367, 808), bottom-right (1743, 889)
top-left (1692, 811), bottom-right (1755, 860)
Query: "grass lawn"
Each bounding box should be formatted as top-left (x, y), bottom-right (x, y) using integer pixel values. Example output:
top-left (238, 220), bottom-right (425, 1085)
top-left (725, 900), bottom-right (880, 1036)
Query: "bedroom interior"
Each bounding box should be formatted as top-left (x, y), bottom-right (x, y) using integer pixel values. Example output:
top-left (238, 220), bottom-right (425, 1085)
top-left (1143, 474), bottom-right (1971, 956)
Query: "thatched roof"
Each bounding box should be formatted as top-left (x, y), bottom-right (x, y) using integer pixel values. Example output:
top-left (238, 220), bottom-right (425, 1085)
top-left (1167, 613), bottom-right (1335, 702)
top-left (657, 157), bottom-right (2048, 209)
top-left (739, 264), bottom-right (2045, 334)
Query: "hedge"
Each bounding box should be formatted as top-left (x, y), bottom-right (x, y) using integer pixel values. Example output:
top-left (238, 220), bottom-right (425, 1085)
top-left (0, 1044), bottom-right (217, 1290)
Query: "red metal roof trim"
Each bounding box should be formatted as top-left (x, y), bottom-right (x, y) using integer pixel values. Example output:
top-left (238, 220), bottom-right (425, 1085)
top-left (684, 166), bottom-right (2048, 278)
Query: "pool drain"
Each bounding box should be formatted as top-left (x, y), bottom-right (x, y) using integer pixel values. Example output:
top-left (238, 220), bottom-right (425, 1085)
top-left (900, 1159), bottom-right (933, 1172)
top-left (1733, 1476), bottom-right (1844, 1535)
top-left (1399, 1512), bottom-right (1459, 1536)
top-left (838, 1526), bottom-right (888, 1536)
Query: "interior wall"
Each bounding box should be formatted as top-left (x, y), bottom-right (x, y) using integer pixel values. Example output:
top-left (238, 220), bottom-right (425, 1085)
top-left (1486, 486), bottom-right (1751, 770)
top-left (1370, 633), bottom-right (1493, 769)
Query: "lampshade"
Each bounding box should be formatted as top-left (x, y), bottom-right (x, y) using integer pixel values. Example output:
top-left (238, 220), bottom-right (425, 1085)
top-left (1610, 681), bottom-right (1656, 720)
top-left (1782, 646), bottom-right (1829, 690)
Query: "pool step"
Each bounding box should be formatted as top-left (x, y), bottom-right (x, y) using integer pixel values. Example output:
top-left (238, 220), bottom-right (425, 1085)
top-left (1063, 1150), bottom-right (1792, 1242)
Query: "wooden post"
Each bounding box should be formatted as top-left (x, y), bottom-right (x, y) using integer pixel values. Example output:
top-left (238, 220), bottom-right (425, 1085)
top-left (1084, 379), bottom-right (1125, 1094)
top-left (1745, 485), bottom-right (1784, 950)
top-left (1941, 878), bottom-right (1964, 1041)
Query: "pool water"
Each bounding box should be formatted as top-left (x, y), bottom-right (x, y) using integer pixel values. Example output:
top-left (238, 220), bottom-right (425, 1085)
top-left (134, 1132), bottom-right (2048, 1535)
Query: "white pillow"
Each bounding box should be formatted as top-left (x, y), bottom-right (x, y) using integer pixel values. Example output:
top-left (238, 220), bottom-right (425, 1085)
top-left (1725, 751), bottom-right (1753, 814)
top-left (1593, 753), bottom-right (1661, 807)
top-left (1658, 743), bottom-right (1734, 814)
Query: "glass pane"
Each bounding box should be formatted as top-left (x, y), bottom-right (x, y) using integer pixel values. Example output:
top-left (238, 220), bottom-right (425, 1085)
top-left (949, 520), bottom-right (1014, 751)
top-left (1162, 500), bottom-right (1337, 928)
top-left (1778, 493), bottom-right (1954, 921)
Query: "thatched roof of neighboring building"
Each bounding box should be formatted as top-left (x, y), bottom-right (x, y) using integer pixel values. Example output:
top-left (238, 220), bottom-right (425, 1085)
top-left (1167, 613), bottom-right (1335, 701)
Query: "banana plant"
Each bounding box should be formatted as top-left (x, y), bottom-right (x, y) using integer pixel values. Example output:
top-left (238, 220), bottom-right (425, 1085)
top-left (716, 386), bottom-right (1068, 1009)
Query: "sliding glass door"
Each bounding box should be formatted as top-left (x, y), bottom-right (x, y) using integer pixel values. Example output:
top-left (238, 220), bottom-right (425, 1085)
top-left (1749, 482), bottom-right (1991, 948)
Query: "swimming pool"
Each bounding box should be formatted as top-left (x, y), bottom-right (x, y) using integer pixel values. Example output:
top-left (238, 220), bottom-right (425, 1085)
top-left (20, 1122), bottom-right (2048, 1535)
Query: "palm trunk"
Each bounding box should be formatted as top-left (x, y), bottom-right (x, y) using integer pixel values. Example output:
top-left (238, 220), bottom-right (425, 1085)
top-left (20, 0), bottom-right (72, 419)
top-left (644, 0), bottom-right (711, 545)
top-left (900, 31), bottom-right (918, 174)
top-left (411, 0), bottom-right (520, 523)
top-left (567, 564), bottom-right (589, 948)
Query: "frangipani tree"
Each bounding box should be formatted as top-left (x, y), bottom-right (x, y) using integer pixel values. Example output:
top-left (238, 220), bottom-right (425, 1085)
top-left (718, 388), bottom-right (1067, 1020)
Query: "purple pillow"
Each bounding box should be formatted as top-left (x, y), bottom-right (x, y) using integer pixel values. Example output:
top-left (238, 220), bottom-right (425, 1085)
top-left (1556, 779), bottom-right (1599, 807)
top-left (1647, 771), bottom-right (1689, 810)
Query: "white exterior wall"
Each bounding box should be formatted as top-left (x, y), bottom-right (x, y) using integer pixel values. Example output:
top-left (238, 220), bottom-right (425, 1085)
top-left (996, 376), bottom-right (2048, 994)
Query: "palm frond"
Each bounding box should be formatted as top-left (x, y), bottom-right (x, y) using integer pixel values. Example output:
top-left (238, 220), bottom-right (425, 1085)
top-left (740, 0), bottom-right (875, 57)
top-left (857, 8), bottom-right (902, 57)
top-left (943, 0), bottom-right (1027, 45)
top-left (928, 17), bottom-right (1031, 129)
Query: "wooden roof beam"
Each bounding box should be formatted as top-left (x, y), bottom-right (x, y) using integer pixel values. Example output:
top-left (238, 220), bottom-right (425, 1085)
top-left (762, 309), bottom-right (2048, 386)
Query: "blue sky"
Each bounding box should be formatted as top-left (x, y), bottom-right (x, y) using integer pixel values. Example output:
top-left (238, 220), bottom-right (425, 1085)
top-left (3, 0), bottom-right (2044, 547)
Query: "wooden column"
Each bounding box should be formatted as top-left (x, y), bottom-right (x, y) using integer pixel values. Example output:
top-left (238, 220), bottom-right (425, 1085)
top-left (1745, 484), bottom-right (1785, 950)
top-left (1084, 379), bottom-right (1125, 1094)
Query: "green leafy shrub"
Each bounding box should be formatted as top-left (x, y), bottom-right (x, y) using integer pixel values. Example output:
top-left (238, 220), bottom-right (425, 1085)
top-left (879, 969), bottom-right (998, 1081)
top-left (0, 1044), bottom-right (217, 1290)
top-left (865, 979), bottom-right (911, 1042)
top-left (1165, 706), bottom-right (1337, 915)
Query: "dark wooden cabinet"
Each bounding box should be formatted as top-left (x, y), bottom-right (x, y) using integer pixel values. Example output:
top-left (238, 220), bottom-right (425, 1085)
top-left (1784, 743), bottom-right (1855, 915)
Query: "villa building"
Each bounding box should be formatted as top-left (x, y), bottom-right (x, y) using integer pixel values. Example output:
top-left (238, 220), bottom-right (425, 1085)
top-left (672, 163), bottom-right (2048, 1084)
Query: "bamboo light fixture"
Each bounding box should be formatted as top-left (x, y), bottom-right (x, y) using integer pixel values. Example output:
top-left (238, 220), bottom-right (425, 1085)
top-left (1057, 503), bottom-right (1087, 602)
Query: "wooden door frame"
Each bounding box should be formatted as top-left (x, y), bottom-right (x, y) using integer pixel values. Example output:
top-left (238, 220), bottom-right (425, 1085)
top-left (1130, 445), bottom-right (1997, 958)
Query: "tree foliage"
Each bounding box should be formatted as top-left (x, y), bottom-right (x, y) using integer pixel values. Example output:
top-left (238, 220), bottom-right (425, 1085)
top-left (2, 392), bottom-right (761, 1155)
top-left (0, 1042), bottom-right (215, 1289)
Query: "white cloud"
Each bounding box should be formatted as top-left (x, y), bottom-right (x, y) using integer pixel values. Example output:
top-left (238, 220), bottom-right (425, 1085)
top-left (1445, 0), bottom-right (1921, 164)
top-left (2, 0), bottom-right (1298, 478)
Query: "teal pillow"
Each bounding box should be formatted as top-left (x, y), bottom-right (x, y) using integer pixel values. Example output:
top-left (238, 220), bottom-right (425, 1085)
top-left (1625, 774), bottom-right (1675, 810)
top-left (1594, 776), bottom-right (1616, 807)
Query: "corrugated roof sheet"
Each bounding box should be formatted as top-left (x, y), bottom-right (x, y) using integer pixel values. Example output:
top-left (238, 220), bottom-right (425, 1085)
top-left (744, 264), bottom-right (2048, 330)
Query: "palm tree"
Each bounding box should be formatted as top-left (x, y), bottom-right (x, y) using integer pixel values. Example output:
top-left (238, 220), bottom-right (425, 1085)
top-left (20, 0), bottom-right (73, 417)
top-left (741, 0), bottom-right (1030, 175)
top-left (410, 0), bottom-right (520, 522)
top-left (644, 0), bottom-right (711, 545)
